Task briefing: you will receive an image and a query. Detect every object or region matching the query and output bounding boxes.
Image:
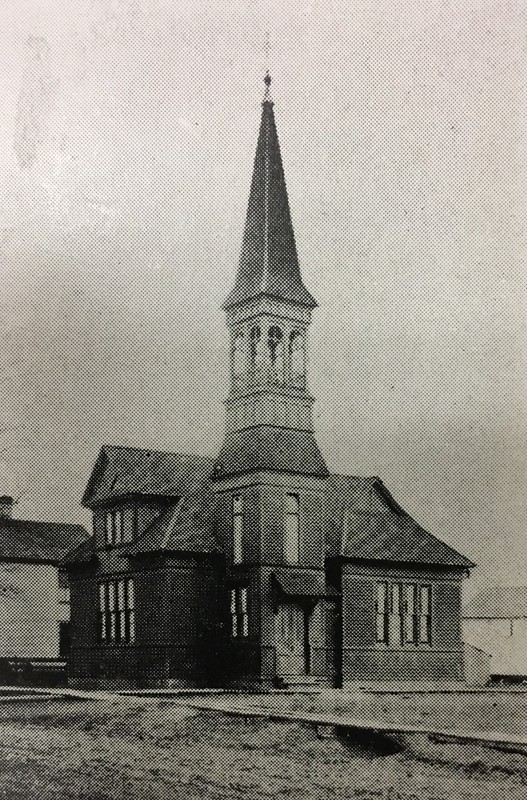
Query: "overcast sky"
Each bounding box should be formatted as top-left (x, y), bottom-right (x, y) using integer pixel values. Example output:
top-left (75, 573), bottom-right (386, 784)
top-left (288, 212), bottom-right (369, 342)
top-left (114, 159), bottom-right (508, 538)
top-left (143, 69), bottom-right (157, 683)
top-left (0, 0), bottom-right (525, 595)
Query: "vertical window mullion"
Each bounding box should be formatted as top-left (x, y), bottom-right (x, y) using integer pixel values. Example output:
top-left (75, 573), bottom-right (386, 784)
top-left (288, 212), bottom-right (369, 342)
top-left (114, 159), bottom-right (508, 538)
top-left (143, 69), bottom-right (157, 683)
top-left (376, 582), bottom-right (388, 643)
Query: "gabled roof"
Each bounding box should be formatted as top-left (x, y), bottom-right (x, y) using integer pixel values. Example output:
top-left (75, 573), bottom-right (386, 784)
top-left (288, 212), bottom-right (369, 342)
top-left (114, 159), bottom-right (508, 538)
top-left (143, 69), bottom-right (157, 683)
top-left (124, 481), bottom-right (219, 557)
top-left (81, 445), bottom-right (215, 506)
top-left (463, 587), bottom-right (527, 619)
top-left (325, 474), bottom-right (474, 569)
top-left (72, 445), bottom-right (473, 569)
top-left (0, 517), bottom-right (89, 564)
top-left (224, 75), bottom-right (317, 310)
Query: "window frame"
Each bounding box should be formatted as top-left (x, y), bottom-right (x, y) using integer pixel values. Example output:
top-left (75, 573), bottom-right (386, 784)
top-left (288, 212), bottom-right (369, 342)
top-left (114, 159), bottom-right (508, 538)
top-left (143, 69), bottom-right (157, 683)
top-left (230, 587), bottom-right (249, 638)
top-left (284, 493), bottom-right (300, 564)
top-left (375, 581), bottom-right (389, 644)
top-left (419, 584), bottom-right (432, 644)
top-left (375, 580), bottom-right (433, 648)
top-left (104, 507), bottom-right (137, 547)
top-left (98, 578), bottom-right (135, 644)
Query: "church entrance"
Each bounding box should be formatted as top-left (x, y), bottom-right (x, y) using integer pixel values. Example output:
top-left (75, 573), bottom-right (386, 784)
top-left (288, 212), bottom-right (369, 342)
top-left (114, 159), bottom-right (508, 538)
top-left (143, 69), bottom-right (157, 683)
top-left (275, 602), bottom-right (309, 676)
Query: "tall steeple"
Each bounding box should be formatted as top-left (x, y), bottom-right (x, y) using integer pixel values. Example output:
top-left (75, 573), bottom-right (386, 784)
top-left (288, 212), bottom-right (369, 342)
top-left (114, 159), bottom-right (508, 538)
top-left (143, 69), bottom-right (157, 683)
top-left (224, 73), bottom-right (317, 310)
top-left (213, 75), bottom-right (327, 480)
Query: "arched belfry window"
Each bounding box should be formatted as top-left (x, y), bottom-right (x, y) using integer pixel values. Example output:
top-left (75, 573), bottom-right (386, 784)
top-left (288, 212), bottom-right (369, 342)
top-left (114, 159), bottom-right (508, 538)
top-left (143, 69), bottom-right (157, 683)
top-left (268, 326), bottom-right (284, 383)
top-left (249, 326), bottom-right (262, 379)
top-left (289, 332), bottom-right (306, 387)
top-left (232, 331), bottom-right (246, 386)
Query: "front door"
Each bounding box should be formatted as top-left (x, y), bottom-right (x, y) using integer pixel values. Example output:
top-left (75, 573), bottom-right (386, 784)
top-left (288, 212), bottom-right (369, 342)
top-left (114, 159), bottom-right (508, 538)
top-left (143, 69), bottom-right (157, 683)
top-left (275, 602), bottom-right (307, 676)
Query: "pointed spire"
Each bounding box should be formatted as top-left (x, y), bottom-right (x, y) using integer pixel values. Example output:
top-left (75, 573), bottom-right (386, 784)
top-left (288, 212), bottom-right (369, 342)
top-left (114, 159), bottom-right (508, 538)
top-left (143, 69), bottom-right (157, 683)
top-left (224, 74), bottom-right (317, 309)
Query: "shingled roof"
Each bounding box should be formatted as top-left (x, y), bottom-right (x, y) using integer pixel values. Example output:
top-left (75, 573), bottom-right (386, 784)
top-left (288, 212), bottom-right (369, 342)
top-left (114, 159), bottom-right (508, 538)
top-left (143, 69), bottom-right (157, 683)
top-left (212, 427), bottom-right (328, 479)
top-left (464, 587), bottom-right (527, 619)
top-left (72, 444), bottom-right (473, 569)
top-left (81, 445), bottom-right (214, 506)
top-left (223, 74), bottom-right (317, 310)
top-left (325, 474), bottom-right (474, 568)
top-left (0, 517), bottom-right (89, 564)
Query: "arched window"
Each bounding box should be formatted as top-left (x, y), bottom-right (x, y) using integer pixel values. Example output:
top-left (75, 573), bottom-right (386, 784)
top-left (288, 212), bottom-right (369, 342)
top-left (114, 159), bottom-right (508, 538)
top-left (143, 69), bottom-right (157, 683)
top-left (268, 326), bottom-right (284, 383)
top-left (289, 332), bottom-right (305, 387)
top-left (232, 331), bottom-right (245, 385)
top-left (249, 326), bottom-right (262, 378)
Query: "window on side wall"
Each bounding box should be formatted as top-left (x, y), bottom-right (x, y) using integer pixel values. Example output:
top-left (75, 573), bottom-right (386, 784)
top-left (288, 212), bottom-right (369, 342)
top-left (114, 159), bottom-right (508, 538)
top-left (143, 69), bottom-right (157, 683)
top-left (105, 509), bottom-right (123, 545)
top-left (404, 583), bottom-right (418, 643)
top-left (98, 578), bottom-right (135, 643)
top-left (284, 493), bottom-right (300, 563)
top-left (419, 585), bottom-right (431, 644)
top-left (375, 581), bottom-right (388, 643)
top-left (389, 582), bottom-right (403, 646)
top-left (105, 508), bottom-right (137, 545)
top-left (233, 495), bottom-right (243, 564)
top-left (230, 588), bottom-right (248, 637)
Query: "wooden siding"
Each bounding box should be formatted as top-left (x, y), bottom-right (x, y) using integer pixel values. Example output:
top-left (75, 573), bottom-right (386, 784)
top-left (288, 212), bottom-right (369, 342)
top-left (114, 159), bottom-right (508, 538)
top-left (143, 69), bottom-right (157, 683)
top-left (0, 562), bottom-right (64, 658)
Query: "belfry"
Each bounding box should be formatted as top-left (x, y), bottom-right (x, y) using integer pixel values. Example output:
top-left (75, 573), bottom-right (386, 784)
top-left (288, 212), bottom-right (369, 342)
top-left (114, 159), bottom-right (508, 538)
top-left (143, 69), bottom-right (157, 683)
top-left (64, 74), bottom-right (474, 690)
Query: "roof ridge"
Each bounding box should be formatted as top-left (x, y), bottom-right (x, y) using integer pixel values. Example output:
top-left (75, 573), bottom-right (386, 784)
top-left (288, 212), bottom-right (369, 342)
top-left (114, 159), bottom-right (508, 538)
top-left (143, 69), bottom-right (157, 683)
top-left (0, 518), bottom-right (87, 531)
top-left (329, 473), bottom-right (378, 482)
top-left (102, 444), bottom-right (215, 461)
top-left (160, 503), bottom-right (183, 549)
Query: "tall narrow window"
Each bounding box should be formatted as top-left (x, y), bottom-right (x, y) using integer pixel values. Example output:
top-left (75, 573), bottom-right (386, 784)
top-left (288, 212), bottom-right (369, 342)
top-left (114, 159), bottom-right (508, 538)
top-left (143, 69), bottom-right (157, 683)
top-left (389, 582), bottom-right (403, 646)
top-left (268, 326), bottom-right (284, 383)
top-left (233, 495), bottom-right (243, 564)
top-left (404, 583), bottom-right (418, 643)
top-left (376, 582), bottom-right (388, 643)
top-left (105, 509), bottom-right (123, 545)
top-left (232, 331), bottom-right (246, 386)
top-left (99, 583), bottom-right (106, 641)
top-left (98, 578), bottom-right (135, 643)
top-left (284, 493), bottom-right (300, 563)
top-left (419, 585), bottom-right (431, 644)
top-left (289, 331), bottom-right (306, 387)
top-left (230, 588), bottom-right (249, 637)
top-left (249, 326), bottom-right (262, 380)
top-left (125, 579), bottom-right (135, 643)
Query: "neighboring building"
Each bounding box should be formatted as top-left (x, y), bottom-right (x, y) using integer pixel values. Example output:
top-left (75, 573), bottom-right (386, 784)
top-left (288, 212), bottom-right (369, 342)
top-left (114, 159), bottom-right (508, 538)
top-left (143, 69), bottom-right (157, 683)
top-left (0, 495), bottom-right (88, 660)
top-left (463, 587), bottom-right (527, 680)
top-left (63, 74), bottom-right (474, 690)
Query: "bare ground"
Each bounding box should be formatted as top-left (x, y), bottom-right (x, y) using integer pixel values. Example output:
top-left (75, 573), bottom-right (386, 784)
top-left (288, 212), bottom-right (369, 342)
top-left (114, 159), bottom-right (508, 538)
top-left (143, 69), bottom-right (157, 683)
top-left (0, 694), bottom-right (526, 799)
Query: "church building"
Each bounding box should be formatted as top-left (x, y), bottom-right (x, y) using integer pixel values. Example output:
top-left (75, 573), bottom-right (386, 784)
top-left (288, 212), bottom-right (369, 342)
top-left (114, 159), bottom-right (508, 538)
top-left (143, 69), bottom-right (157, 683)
top-left (63, 75), bottom-right (474, 689)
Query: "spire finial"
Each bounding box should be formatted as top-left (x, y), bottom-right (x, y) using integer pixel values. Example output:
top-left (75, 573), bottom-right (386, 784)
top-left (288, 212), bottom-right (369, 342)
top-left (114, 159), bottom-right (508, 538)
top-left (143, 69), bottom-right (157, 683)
top-left (262, 32), bottom-right (272, 103)
top-left (263, 70), bottom-right (272, 104)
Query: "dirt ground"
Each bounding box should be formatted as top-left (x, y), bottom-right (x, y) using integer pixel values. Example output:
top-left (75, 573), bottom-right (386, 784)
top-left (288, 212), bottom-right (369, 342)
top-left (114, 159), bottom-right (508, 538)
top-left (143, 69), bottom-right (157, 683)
top-left (0, 695), bottom-right (526, 799)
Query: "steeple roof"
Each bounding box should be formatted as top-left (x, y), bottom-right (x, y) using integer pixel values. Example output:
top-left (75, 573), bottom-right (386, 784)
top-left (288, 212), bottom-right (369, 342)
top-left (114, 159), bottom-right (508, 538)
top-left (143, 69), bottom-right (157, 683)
top-left (224, 74), bottom-right (317, 309)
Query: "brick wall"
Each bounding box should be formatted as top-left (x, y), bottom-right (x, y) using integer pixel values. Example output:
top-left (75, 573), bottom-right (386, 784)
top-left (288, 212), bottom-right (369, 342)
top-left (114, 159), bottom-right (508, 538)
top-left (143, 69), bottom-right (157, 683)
top-left (341, 562), bottom-right (465, 683)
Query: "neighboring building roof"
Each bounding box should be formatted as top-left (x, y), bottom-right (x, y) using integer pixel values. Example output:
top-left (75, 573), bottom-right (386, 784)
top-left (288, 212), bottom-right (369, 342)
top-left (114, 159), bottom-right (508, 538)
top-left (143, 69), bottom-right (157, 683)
top-left (61, 535), bottom-right (96, 565)
top-left (223, 75), bottom-right (317, 310)
top-left (212, 427), bottom-right (329, 479)
top-left (0, 518), bottom-right (89, 564)
top-left (463, 587), bottom-right (527, 619)
top-left (72, 444), bottom-right (473, 570)
top-left (81, 445), bottom-right (214, 506)
top-left (324, 474), bottom-right (474, 569)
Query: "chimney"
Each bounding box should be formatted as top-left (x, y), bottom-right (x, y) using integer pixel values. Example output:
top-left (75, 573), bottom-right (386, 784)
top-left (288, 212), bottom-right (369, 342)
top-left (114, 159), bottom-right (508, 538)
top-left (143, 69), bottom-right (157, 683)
top-left (0, 496), bottom-right (14, 519)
